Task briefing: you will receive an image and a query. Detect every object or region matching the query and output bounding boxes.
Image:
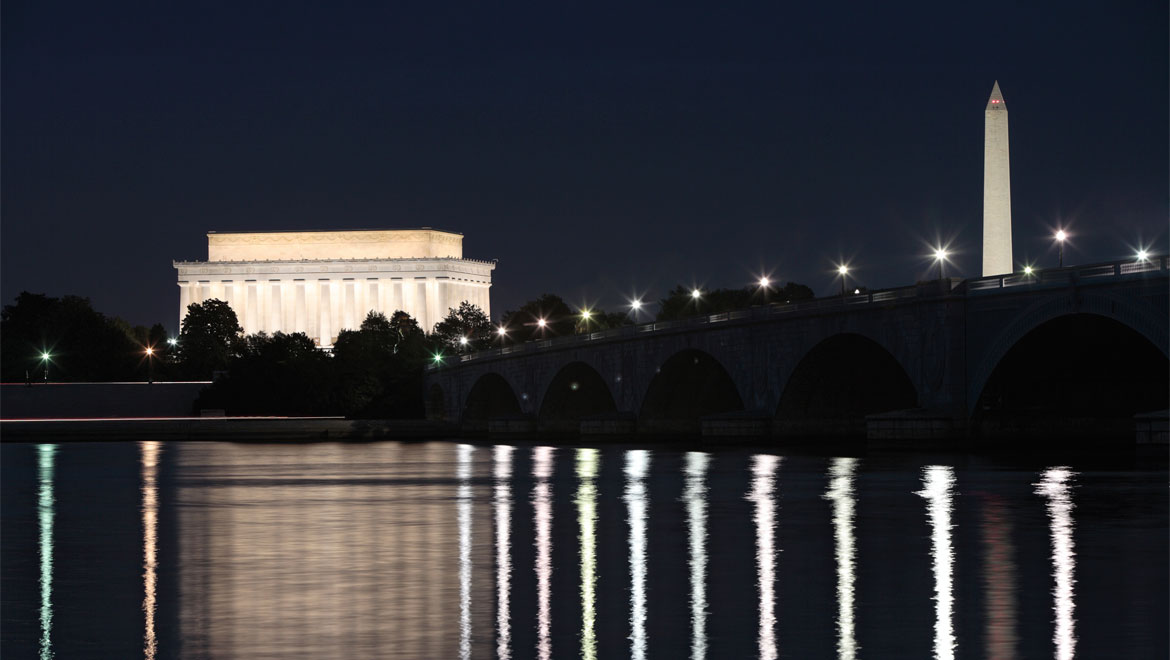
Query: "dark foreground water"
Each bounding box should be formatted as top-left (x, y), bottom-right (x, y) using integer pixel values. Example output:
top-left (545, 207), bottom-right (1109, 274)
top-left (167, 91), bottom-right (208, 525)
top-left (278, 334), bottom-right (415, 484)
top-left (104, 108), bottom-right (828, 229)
top-left (1, 441), bottom-right (1166, 659)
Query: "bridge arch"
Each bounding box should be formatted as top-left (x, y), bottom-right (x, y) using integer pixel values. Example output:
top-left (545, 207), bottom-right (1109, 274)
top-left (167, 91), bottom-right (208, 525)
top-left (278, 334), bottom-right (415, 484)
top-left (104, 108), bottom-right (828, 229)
top-left (639, 349), bottom-right (744, 431)
top-left (968, 291), bottom-right (1169, 416)
top-left (538, 361), bottom-right (617, 432)
top-left (462, 372), bottom-right (523, 426)
top-left (972, 312), bottom-right (1169, 430)
top-left (776, 333), bottom-right (917, 432)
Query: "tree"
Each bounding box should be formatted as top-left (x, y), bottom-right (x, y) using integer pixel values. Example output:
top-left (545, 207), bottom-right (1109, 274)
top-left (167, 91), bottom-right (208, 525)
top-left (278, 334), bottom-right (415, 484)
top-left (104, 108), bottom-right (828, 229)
top-left (656, 282), bottom-right (815, 321)
top-left (500, 293), bottom-right (575, 342)
top-left (574, 309), bottom-right (633, 334)
top-left (433, 302), bottom-right (493, 351)
top-left (175, 299), bottom-right (243, 379)
top-left (196, 331), bottom-right (330, 415)
top-left (0, 291), bottom-right (145, 382)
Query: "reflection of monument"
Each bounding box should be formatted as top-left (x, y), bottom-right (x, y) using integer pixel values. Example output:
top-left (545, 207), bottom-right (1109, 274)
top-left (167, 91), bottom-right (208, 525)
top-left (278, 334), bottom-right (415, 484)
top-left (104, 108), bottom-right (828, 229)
top-left (174, 228), bottom-right (495, 345)
top-left (982, 81), bottom-right (1013, 276)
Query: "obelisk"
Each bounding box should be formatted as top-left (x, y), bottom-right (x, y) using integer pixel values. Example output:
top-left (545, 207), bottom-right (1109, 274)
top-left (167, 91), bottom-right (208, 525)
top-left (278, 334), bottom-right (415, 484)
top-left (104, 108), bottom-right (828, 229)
top-left (982, 81), bottom-right (1012, 276)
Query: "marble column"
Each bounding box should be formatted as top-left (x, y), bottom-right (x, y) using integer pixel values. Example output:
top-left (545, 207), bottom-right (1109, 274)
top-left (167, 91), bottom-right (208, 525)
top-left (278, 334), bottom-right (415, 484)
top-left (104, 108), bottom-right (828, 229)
top-left (319, 280), bottom-right (332, 345)
top-left (294, 282), bottom-right (307, 334)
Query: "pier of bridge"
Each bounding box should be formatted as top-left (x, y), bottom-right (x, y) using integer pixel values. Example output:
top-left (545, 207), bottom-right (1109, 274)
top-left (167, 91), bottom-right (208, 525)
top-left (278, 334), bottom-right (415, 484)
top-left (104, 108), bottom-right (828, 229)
top-left (424, 257), bottom-right (1169, 443)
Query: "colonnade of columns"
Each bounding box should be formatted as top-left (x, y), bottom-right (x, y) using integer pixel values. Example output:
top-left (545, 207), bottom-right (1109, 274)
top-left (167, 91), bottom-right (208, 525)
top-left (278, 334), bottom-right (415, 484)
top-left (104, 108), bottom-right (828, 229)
top-left (179, 276), bottom-right (491, 346)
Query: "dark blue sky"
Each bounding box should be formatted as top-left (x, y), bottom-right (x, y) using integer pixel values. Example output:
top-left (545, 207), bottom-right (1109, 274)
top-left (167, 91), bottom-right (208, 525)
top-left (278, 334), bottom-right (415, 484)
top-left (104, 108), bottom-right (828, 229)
top-left (3, 1), bottom-right (1166, 328)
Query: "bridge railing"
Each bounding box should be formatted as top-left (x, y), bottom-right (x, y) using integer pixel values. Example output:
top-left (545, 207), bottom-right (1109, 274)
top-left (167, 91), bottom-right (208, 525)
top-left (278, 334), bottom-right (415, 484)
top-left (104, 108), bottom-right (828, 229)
top-left (966, 255), bottom-right (1166, 294)
top-left (431, 255), bottom-right (1165, 369)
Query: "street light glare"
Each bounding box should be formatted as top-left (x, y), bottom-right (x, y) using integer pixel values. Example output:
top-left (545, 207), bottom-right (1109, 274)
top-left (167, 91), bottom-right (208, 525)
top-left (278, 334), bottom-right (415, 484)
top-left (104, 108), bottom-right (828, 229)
top-left (497, 326), bottom-right (507, 336)
top-left (432, 353), bottom-right (443, 364)
top-left (1136, 249), bottom-right (1149, 261)
top-left (758, 277), bottom-right (770, 287)
top-left (145, 347), bottom-right (154, 356)
top-left (581, 309), bottom-right (591, 320)
top-left (458, 336), bottom-right (469, 346)
top-left (537, 318), bottom-right (547, 328)
top-left (167, 338), bottom-right (178, 346)
top-left (630, 299), bottom-right (643, 310)
top-left (837, 265), bottom-right (848, 275)
top-left (40, 352), bottom-right (51, 361)
top-left (1055, 230), bottom-right (1067, 241)
top-left (691, 289), bottom-right (701, 299)
top-left (1024, 266), bottom-right (1033, 275)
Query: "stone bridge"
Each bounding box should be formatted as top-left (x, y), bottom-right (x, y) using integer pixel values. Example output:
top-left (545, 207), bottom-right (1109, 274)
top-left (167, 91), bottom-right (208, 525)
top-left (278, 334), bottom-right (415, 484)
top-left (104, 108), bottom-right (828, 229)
top-left (424, 257), bottom-right (1169, 441)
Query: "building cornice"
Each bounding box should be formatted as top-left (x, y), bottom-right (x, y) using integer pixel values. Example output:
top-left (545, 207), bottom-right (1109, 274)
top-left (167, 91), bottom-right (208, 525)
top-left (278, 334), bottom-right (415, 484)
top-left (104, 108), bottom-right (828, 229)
top-left (174, 256), bottom-right (496, 278)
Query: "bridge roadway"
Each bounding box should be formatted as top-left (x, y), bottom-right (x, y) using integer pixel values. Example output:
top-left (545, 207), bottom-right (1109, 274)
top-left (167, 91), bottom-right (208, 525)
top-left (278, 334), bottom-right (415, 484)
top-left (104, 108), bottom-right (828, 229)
top-left (424, 257), bottom-right (1169, 441)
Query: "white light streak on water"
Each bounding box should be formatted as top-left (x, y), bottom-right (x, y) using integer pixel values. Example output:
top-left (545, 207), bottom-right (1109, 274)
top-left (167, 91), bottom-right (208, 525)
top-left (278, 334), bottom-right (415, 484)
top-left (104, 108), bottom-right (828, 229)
top-left (576, 448), bottom-right (600, 660)
top-left (917, 465), bottom-right (957, 660)
top-left (624, 450), bottom-right (651, 660)
top-left (141, 441), bottom-right (161, 660)
top-left (532, 446), bottom-right (555, 660)
top-left (683, 452), bottom-right (710, 660)
top-left (38, 444), bottom-right (56, 660)
top-left (456, 444), bottom-right (474, 660)
top-left (823, 457), bottom-right (859, 660)
top-left (747, 454), bottom-right (781, 660)
top-left (494, 445), bottom-right (514, 660)
top-left (1035, 467), bottom-right (1077, 660)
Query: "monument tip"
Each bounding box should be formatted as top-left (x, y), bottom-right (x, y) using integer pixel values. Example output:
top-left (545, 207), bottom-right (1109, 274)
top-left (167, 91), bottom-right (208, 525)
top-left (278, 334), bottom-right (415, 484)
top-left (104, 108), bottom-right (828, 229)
top-left (987, 80), bottom-right (1006, 109)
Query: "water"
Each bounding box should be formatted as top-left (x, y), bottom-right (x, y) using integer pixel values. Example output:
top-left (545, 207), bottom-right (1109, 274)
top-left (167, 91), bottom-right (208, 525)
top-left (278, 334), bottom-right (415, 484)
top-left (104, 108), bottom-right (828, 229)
top-left (2, 440), bottom-right (1166, 659)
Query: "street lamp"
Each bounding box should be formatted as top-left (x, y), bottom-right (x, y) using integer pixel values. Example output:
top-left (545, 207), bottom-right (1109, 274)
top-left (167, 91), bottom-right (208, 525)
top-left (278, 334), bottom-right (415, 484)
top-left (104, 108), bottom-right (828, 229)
top-left (458, 336), bottom-right (469, 350)
top-left (837, 264), bottom-right (849, 296)
top-left (1023, 265), bottom-right (1034, 276)
top-left (40, 351), bottom-right (51, 383)
top-left (1136, 249), bottom-right (1149, 262)
top-left (691, 288), bottom-right (702, 300)
top-left (1054, 230), bottom-right (1067, 268)
top-left (145, 346), bottom-right (155, 384)
top-left (933, 248), bottom-right (949, 280)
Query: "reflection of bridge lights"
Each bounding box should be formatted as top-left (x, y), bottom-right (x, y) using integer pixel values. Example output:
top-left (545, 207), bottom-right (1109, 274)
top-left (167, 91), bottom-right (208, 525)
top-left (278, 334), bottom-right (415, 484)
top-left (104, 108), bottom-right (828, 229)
top-left (747, 454), bottom-right (781, 660)
top-left (533, 447), bottom-right (555, 660)
top-left (576, 448), bottom-right (600, 660)
top-left (824, 457), bottom-right (859, 660)
top-left (1035, 467), bottom-right (1078, 660)
top-left (625, 450), bottom-right (651, 660)
top-left (684, 452), bottom-right (710, 660)
top-left (917, 465), bottom-right (956, 660)
top-left (494, 446), bottom-right (514, 660)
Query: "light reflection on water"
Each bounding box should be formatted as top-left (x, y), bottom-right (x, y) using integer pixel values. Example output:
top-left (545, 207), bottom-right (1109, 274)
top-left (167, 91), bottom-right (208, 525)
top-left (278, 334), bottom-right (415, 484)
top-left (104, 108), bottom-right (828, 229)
top-left (917, 465), bottom-right (957, 660)
top-left (1035, 467), bottom-right (1078, 660)
top-left (37, 444), bottom-right (56, 660)
top-left (823, 457), bottom-right (858, 660)
top-left (140, 441), bottom-right (161, 660)
top-left (2, 441), bottom-right (1164, 659)
top-left (683, 452), bottom-right (709, 660)
top-left (746, 454), bottom-right (781, 660)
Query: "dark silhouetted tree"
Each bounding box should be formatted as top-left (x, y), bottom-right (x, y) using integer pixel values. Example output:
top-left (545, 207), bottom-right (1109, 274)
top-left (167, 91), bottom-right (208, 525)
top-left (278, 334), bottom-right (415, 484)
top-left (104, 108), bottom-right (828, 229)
top-left (175, 299), bottom-right (244, 379)
top-left (500, 293), bottom-right (575, 341)
top-left (433, 302), bottom-right (493, 351)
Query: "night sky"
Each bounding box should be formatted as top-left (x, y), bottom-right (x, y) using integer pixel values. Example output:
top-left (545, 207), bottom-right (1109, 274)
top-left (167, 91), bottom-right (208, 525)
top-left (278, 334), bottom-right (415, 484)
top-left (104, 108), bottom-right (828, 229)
top-left (3, 1), bottom-right (1166, 329)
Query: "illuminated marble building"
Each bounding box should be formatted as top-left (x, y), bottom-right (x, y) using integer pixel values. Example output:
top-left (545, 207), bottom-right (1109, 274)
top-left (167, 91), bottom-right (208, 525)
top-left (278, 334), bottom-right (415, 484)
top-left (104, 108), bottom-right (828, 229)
top-left (174, 228), bottom-right (495, 346)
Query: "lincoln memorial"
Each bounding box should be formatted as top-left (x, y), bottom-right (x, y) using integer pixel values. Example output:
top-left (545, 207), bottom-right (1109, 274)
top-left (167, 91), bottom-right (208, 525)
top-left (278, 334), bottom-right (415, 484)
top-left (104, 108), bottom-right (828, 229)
top-left (174, 228), bottom-right (495, 346)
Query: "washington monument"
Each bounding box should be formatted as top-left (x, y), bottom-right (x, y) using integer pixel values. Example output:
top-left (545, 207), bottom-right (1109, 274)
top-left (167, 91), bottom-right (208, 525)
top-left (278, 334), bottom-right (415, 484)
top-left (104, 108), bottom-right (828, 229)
top-left (982, 81), bottom-right (1012, 276)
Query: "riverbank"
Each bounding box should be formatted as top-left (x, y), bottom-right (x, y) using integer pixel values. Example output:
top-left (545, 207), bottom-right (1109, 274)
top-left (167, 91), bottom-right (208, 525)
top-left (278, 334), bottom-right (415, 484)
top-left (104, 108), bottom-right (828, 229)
top-left (0, 417), bottom-right (456, 442)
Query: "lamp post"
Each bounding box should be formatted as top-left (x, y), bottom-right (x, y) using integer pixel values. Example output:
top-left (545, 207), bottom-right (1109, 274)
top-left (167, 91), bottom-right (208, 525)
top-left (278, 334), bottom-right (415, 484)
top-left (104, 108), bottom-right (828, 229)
top-left (933, 248), bottom-right (948, 281)
top-left (837, 265), bottom-right (848, 296)
top-left (145, 347), bottom-right (155, 384)
top-left (40, 352), bottom-right (50, 383)
top-left (1055, 230), bottom-right (1067, 268)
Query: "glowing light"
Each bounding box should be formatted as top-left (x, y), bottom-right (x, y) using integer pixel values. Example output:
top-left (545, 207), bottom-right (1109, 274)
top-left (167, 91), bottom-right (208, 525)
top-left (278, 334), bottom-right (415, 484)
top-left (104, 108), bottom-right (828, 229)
top-left (576, 448), bottom-right (600, 660)
top-left (494, 446), bottom-right (514, 660)
top-left (533, 447), bottom-right (555, 660)
top-left (747, 454), bottom-right (781, 660)
top-left (1136, 249), bottom-right (1149, 261)
top-left (1055, 230), bottom-right (1067, 242)
top-left (457, 444), bottom-right (474, 660)
top-left (853, 288), bottom-right (860, 294)
top-left (537, 318), bottom-right (547, 328)
top-left (934, 248), bottom-right (949, 261)
top-left (38, 444), bottom-right (56, 660)
top-left (432, 353), bottom-right (444, 364)
top-left (141, 441), bottom-right (160, 660)
top-left (459, 336), bottom-right (469, 346)
top-left (625, 450), bottom-right (651, 660)
top-left (684, 452), bottom-right (710, 660)
top-left (145, 347), bottom-right (154, 356)
top-left (580, 309), bottom-right (592, 320)
top-left (41, 352), bottom-right (51, 361)
top-left (837, 265), bottom-right (849, 275)
top-left (1035, 467), bottom-right (1078, 660)
top-left (167, 338), bottom-right (178, 346)
top-left (630, 299), bottom-right (643, 311)
top-left (497, 326), bottom-right (507, 337)
top-left (759, 277), bottom-right (770, 288)
top-left (691, 289), bottom-right (702, 299)
top-left (824, 457), bottom-right (859, 660)
top-left (1024, 266), bottom-right (1034, 275)
top-left (917, 465), bottom-right (957, 660)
